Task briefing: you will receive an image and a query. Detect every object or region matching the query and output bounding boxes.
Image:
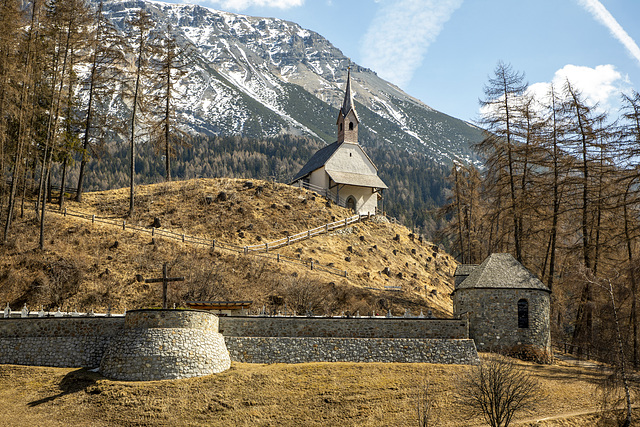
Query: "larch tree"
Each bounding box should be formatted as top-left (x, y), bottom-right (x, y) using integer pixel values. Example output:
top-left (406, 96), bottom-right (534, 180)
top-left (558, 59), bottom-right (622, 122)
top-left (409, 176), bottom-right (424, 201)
top-left (37, 0), bottom-right (91, 249)
top-left (561, 80), bottom-right (608, 350)
top-left (477, 61), bottom-right (528, 262)
top-left (3, 0), bottom-right (41, 243)
top-left (126, 9), bottom-right (155, 218)
top-left (75, 0), bottom-right (126, 202)
top-left (0, 0), bottom-right (23, 215)
top-left (149, 24), bottom-right (190, 182)
top-left (620, 91), bottom-right (640, 366)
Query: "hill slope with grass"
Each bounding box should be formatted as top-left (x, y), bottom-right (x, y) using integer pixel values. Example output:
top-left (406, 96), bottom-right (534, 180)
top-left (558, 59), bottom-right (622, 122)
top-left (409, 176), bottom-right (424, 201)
top-left (0, 178), bottom-right (456, 316)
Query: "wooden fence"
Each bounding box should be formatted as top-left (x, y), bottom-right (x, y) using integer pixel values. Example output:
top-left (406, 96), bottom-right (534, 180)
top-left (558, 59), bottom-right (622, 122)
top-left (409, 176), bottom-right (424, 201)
top-left (55, 207), bottom-right (372, 278)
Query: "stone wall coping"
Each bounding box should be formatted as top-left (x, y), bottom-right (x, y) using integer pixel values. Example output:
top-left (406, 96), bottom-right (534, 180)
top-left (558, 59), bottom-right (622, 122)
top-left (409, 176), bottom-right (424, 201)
top-left (453, 286), bottom-right (551, 294)
top-left (126, 309), bottom-right (216, 315)
top-left (221, 316), bottom-right (465, 321)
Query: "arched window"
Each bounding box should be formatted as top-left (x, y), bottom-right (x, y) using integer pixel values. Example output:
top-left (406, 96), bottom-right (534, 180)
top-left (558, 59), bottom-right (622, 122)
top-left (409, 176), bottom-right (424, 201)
top-left (517, 299), bottom-right (529, 329)
top-left (340, 123), bottom-right (343, 131)
top-left (349, 122), bottom-right (354, 130)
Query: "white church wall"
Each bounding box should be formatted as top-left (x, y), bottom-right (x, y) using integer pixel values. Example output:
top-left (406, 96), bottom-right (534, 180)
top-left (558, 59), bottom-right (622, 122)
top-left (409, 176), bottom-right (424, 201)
top-left (340, 184), bottom-right (378, 215)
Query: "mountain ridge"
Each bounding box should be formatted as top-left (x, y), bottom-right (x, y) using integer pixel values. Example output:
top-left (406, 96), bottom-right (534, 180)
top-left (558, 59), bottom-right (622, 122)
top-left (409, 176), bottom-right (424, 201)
top-left (96, 0), bottom-right (485, 165)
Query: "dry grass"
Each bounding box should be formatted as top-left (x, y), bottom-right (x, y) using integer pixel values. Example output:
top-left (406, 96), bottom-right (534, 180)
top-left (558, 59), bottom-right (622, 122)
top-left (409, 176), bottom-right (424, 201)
top-left (0, 355), bottom-right (634, 426)
top-left (0, 178), bottom-right (456, 316)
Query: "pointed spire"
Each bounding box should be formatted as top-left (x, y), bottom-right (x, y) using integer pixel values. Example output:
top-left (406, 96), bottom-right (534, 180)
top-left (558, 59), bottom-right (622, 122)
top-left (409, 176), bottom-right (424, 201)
top-left (341, 67), bottom-right (355, 118)
top-left (336, 66), bottom-right (360, 143)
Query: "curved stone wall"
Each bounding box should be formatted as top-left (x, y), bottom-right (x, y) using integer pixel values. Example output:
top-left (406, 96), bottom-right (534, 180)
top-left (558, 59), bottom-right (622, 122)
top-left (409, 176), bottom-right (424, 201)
top-left (454, 288), bottom-right (551, 358)
top-left (99, 310), bottom-right (230, 381)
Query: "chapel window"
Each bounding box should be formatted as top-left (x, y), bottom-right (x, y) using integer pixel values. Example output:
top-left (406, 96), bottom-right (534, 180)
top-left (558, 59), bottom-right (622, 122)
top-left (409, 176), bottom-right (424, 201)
top-left (349, 122), bottom-right (354, 130)
top-left (517, 299), bottom-right (529, 329)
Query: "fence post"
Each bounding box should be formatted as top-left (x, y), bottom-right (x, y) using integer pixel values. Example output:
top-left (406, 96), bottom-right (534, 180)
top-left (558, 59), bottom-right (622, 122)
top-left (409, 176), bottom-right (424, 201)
top-left (307, 230), bottom-right (311, 238)
top-left (325, 224), bottom-right (329, 233)
top-left (122, 220), bottom-right (126, 230)
top-left (212, 239), bottom-right (215, 250)
top-left (64, 208), bottom-right (67, 217)
top-left (344, 218), bottom-right (348, 227)
top-left (244, 246), bottom-right (248, 255)
top-left (265, 242), bottom-right (269, 252)
top-left (310, 260), bottom-right (314, 270)
top-left (277, 254), bottom-right (280, 262)
top-left (152, 227), bottom-right (155, 236)
top-left (182, 234), bottom-right (185, 242)
top-left (92, 214), bottom-right (95, 224)
top-left (287, 236), bottom-right (290, 245)
top-left (344, 271), bottom-right (347, 278)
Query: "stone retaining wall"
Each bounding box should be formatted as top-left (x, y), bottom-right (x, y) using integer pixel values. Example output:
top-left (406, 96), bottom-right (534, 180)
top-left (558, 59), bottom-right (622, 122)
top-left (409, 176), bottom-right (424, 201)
top-left (220, 317), bottom-right (468, 339)
top-left (225, 337), bottom-right (479, 364)
top-left (0, 317), bottom-right (123, 368)
top-left (0, 313), bottom-right (480, 376)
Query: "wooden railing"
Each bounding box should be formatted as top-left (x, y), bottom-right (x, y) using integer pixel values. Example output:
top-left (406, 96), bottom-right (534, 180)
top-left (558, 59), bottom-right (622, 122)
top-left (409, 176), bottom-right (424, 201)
top-left (54, 207), bottom-right (372, 278)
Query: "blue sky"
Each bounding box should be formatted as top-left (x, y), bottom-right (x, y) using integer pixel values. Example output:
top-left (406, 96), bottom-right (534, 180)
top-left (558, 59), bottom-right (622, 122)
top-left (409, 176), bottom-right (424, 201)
top-left (166, 0), bottom-right (640, 124)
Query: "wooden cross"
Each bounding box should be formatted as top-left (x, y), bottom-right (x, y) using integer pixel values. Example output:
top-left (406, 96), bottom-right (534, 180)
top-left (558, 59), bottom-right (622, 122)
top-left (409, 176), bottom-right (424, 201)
top-left (144, 263), bottom-right (185, 309)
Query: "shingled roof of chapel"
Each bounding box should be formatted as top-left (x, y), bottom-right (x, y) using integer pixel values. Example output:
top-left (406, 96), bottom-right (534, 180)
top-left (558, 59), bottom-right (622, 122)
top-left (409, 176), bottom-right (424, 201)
top-left (456, 253), bottom-right (550, 292)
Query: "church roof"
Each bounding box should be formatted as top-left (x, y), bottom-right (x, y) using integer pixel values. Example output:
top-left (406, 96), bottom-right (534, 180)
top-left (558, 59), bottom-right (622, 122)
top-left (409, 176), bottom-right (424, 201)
top-left (338, 68), bottom-right (359, 122)
top-left (453, 264), bottom-right (478, 287)
top-left (326, 170), bottom-right (388, 189)
top-left (290, 141), bottom-right (341, 183)
top-left (455, 253), bottom-right (550, 292)
top-left (290, 142), bottom-right (388, 189)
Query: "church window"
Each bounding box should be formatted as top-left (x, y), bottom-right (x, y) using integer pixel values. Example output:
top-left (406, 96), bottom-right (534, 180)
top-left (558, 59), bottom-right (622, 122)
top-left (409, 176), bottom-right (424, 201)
top-left (517, 299), bottom-right (529, 328)
top-left (340, 123), bottom-right (343, 131)
top-left (349, 122), bottom-right (354, 130)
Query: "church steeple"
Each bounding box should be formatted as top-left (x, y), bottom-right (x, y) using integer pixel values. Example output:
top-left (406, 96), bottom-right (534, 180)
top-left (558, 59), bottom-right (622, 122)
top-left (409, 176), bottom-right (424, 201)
top-left (337, 67), bottom-right (359, 144)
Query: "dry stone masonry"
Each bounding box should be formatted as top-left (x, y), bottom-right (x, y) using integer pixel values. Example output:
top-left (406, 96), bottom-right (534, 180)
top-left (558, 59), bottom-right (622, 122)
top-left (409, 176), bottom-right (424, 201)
top-left (100, 310), bottom-right (230, 381)
top-left (453, 253), bottom-right (552, 363)
top-left (0, 309), bottom-right (481, 380)
top-left (226, 337), bottom-right (478, 364)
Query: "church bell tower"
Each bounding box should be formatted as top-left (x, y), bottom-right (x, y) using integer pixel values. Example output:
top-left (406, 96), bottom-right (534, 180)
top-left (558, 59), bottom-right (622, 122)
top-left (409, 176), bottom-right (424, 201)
top-left (337, 68), bottom-right (359, 144)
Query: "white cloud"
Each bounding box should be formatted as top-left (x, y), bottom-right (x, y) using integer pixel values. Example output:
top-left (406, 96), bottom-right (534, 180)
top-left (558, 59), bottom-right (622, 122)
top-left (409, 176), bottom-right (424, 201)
top-left (199, 0), bottom-right (304, 10)
top-left (360, 0), bottom-right (463, 88)
top-left (527, 64), bottom-right (631, 114)
top-left (577, 0), bottom-right (640, 67)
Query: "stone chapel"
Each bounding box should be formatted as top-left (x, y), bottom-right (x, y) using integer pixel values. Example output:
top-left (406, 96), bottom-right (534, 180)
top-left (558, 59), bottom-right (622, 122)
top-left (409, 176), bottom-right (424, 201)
top-left (290, 69), bottom-right (387, 215)
top-left (453, 253), bottom-right (552, 363)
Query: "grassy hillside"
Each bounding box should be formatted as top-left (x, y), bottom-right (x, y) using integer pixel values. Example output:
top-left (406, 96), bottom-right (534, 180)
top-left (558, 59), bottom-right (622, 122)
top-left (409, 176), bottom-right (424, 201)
top-left (0, 356), bottom-right (632, 426)
top-left (0, 178), bottom-right (456, 316)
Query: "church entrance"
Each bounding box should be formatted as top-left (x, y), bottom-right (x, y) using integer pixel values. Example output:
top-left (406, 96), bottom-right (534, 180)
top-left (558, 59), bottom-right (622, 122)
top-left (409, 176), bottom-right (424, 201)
top-left (346, 196), bottom-right (356, 213)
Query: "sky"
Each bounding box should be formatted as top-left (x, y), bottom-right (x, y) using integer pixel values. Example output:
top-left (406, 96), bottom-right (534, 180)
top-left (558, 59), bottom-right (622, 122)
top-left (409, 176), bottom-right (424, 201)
top-left (164, 0), bottom-right (640, 124)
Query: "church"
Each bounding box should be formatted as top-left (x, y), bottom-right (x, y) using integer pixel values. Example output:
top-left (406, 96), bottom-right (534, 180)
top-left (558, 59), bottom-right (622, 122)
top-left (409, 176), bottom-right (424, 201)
top-left (290, 69), bottom-right (387, 215)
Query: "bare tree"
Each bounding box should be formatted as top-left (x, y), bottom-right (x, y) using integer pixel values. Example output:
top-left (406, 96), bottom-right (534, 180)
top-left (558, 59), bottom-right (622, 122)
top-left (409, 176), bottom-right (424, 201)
top-left (149, 24), bottom-right (190, 182)
top-left (75, 0), bottom-right (125, 202)
top-left (457, 354), bottom-right (543, 427)
top-left (417, 378), bottom-right (440, 427)
top-left (3, 0), bottom-right (41, 243)
top-left (478, 61), bottom-right (528, 262)
top-left (126, 9), bottom-right (155, 218)
top-left (582, 268), bottom-right (633, 427)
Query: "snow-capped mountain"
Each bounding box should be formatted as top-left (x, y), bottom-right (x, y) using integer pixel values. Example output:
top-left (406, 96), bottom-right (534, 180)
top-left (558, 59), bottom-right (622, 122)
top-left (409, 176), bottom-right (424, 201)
top-left (100, 0), bottom-right (484, 164)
